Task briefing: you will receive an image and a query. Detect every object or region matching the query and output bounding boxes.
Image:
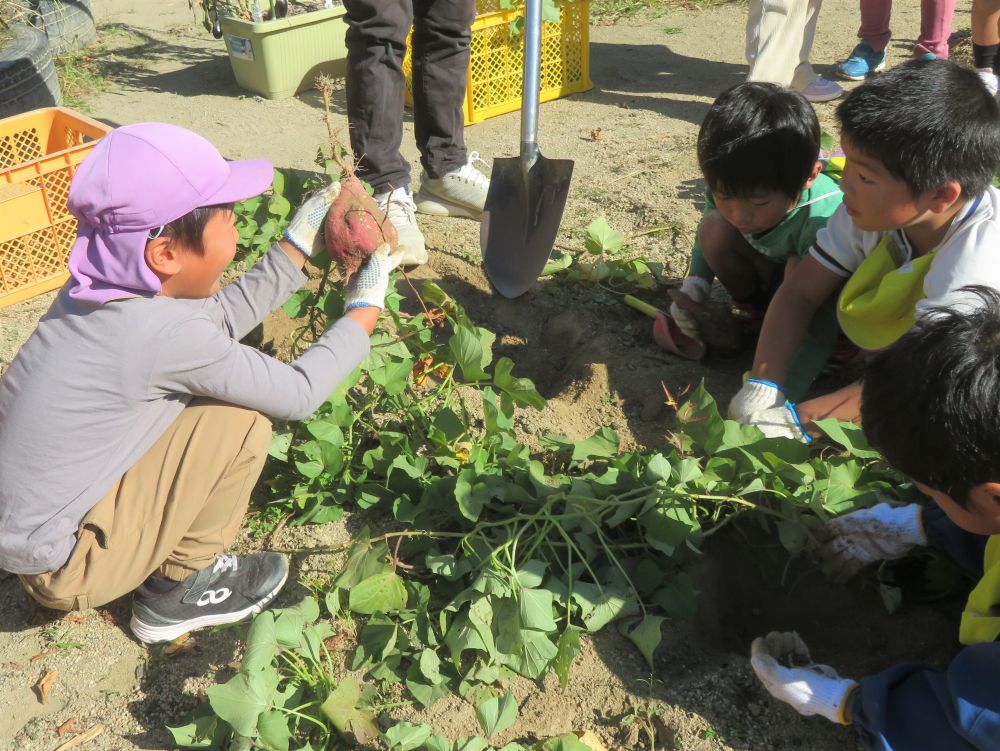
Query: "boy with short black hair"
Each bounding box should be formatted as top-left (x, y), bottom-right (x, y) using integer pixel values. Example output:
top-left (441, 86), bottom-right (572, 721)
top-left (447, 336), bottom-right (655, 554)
top-left (0, 123), bottom-right (403, 643)
top-left (750, 287), bottom-right (1000, 749)
top-left (730, 59), bottom-right (1000, 439)
top-left (673, 81), bottom-right (842, 400)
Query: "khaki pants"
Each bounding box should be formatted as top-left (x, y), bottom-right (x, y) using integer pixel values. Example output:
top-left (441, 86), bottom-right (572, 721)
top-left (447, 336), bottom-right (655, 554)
top-left (746, 0), bottom-right (823, 90)
top-left (19, 401), bottom-right (271, 611)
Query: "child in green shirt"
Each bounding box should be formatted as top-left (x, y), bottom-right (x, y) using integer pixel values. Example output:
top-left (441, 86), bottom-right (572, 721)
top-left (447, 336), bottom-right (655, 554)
top-left (674, 81), bottom-right (843, 400)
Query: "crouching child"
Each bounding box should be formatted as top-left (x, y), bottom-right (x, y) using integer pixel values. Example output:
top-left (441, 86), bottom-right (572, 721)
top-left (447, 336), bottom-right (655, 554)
top-left (750, 286), bottom-right (1000, 750)
top-left (672, 80), bottom-right (843, 400)
top-left (729, 59), bottom-right (1000, 440)
top-left (0, 123), bottom-right (403, 643)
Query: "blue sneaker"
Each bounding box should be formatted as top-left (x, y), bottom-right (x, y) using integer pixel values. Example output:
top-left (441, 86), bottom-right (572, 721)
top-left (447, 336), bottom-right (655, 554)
top-left (837, 42), bottom-right (887, 80)
top-left (916, 52), bottom-right (937, 61)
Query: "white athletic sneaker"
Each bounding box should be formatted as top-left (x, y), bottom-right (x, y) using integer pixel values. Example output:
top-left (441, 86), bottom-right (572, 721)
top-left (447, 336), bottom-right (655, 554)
top-left (798, 76), bottom-right (844, 103)
top-left (977, 68), bottom-right (999, 96)
top-left (414, 152), bottom-right (491, 219)
top-left (376, 186), bottom-right (428, 267)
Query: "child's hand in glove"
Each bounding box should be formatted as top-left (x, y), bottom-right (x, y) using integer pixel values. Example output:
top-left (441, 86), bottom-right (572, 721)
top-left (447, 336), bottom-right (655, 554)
top-left (750, 631), bottom-right (857, 725)
top-left (284, 181), bottom-right (342, 257)
top-left (748, 403), bottom-right (812, 442)
top-left (728, 378), bottom-right (786, 421)
top-left (815, 503), bottom-right (926, 580)
top-left (344, 243), bottom-right (407, 311)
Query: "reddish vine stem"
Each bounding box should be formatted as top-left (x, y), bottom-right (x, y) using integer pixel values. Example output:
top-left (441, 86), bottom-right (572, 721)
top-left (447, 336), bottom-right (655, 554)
top-left (401, 269), bottom-right (433, 320)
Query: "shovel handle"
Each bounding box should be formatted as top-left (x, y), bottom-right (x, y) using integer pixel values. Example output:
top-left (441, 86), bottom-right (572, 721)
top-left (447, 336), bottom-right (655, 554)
top-left (624, 294), bottom-right (662, 319)
top-left (521, 0), bottom-right (541, 163)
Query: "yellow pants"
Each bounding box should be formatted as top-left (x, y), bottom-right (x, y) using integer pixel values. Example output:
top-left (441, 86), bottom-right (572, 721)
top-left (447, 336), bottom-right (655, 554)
top-left (19, 401), bottom-right (271, 611)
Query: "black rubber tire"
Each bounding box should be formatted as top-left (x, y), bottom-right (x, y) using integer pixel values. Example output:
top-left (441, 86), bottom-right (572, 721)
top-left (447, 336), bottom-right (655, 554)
top-left (32, 0), bottom-right (96, 56)
top-left (0, 24), bottom-right (62, 119)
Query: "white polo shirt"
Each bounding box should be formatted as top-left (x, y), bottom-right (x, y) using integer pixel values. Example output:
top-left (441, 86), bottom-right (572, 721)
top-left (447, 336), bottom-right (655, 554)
top-left (810, 187), bottom-right (1000, 317)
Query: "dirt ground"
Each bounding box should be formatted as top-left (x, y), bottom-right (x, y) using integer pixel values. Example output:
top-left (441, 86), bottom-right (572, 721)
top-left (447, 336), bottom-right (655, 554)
top-left (0, 1), bottom-right (976, 749)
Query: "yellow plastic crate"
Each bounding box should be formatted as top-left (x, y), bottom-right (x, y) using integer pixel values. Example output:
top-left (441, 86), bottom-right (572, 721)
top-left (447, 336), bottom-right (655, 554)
top-left (403, 0), bottom-right (592, 126)
top-left (0, 107), bottom-right (111, 309)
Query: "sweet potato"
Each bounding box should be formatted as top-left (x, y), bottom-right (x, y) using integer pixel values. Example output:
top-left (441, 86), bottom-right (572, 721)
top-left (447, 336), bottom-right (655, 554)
top-left (323, 176), bottom-right (397, 280)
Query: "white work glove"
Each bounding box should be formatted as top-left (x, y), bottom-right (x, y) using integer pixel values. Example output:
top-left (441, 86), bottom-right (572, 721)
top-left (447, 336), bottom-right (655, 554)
top-left (750, 631), bottom-right (857, 725)
top-left (728, 378), bottom-right (786, 421)
top-left (669, 275), bottom-right (711, 339)
top-left (816, 503), bottom-right (926, 580)
top-left (749, 403), bottom-right (812, 442)
top-left (343, 243), bottom-right (406, 311)
top-left (283, 181), bottom-right (342, 257)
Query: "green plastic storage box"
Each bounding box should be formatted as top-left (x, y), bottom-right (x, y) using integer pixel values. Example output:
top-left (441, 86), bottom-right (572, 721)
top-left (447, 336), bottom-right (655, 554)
top-left (221, 6), bottom-right (349, 100)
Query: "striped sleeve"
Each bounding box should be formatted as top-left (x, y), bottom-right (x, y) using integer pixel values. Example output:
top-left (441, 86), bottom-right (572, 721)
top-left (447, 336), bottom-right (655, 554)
top-left (808, 204), bottom-right (870, 278)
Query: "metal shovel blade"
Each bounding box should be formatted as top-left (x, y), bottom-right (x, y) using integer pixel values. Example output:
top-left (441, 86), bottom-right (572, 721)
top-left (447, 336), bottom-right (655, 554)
top-left (481, 153), bottom-right (573, 298)
top-left (481, 0), bottom-right (573, 299)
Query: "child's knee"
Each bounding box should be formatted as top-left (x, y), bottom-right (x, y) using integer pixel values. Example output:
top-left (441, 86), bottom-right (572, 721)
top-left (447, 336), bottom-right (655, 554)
top-left (244, 410), bottom-right (272, 457)
top-left (949, 643), bottom-right (1000, 703)
top-left (698, 211), bottom-right (736, 263)
top-left (18, 573), bottom-right (91, 612)
top-left (190, 401), bottom-right (272, 456)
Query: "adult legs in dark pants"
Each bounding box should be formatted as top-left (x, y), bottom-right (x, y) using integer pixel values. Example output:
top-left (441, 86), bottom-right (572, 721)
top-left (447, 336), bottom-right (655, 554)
top-left (343, 0), bottom-right (489, 266)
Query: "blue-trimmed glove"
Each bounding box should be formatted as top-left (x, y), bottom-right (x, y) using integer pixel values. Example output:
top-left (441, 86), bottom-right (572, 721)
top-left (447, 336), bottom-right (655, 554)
top-left (816, 503), bottom-right (926, 580)
top-left (750, 402), bottom-right (812, 442)
top-left (751, 632), bottom-right (857, 725)
top-left (343, 243), bottom-right (406, 311)
top-left (728, 378), bottom-right (786, 421)
top-left (283, 181), bottom-right (341, 257)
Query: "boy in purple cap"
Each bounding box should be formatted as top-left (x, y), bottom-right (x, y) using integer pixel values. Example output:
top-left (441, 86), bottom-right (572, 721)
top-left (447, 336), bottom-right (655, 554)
top-left (0, 122), bottom-right (403, 643)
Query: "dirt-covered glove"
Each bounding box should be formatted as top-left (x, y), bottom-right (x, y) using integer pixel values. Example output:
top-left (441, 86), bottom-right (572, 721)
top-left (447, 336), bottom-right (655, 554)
top-left (816, 503), bottom-right (926, 580)
top-left (728, 378), bottom-right (786, 421)
top-left (343, 243), bottom-right (406, 311)
top-left (750, 631), bottom-right (857, 725)
top-left (669, 276), bottom-right (711, 340)
top-left (283, 181), bottom-right (342, 257)
top-left (749, 403), bottom-right (812, 442)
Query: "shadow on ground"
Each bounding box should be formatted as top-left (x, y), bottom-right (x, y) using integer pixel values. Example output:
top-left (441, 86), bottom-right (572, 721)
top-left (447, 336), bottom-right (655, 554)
top-left (589, 519), bottom-right (968, 749)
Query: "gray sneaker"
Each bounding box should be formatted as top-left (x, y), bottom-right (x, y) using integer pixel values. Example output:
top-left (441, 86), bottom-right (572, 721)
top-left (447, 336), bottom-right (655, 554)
top-left (798, 76), bottom-right (844, 103)
top-left (376, 186), bottom-right (428, 267)
top-left (130, 552), bottom-right (288, 644)
top-left (415, 152), bottom-right (491, 219)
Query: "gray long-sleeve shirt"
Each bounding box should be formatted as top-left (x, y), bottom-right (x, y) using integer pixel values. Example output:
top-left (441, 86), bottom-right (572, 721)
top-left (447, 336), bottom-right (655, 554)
top-left (0, 247), bottom-right (370, 574)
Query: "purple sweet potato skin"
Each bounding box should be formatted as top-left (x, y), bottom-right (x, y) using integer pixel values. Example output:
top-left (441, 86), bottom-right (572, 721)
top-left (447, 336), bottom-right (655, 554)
top-left (323, 177), bottom-right (398, 278)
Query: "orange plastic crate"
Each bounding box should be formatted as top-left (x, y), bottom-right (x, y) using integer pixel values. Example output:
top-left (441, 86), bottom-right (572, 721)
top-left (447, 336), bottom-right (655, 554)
top-left (0, 107), bottom-right (112, 309)
top-left (403, 0), bottom-right (592, 126)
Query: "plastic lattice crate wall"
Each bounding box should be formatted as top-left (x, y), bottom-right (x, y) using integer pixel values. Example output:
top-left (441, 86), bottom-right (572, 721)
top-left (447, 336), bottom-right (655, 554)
top-left (0, 107), bottom-right (110, 309)
top-left (403, 0), bottom-right (592, 125)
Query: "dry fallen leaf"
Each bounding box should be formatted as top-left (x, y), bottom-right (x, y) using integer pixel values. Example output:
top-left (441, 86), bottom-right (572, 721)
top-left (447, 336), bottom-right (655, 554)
top-left (163, 633), bottom-right (197, 656)
top-left (34, 669), bottom-right (58, 703)
top-left (55, 717), bottom-right (81, 737)
top-left (61, 614), bottom-right (86, 624)
top-left (576, 730), bottom-right (608, 751)
top-left (54, 724), bottom-right (104, 751)
top-left (410, 354), bottom-right (434, 387)
top-left (30, 649), bottom-right (58, 663)
top-left (590, 127), bottom-right (602, 141)
top-left (422, 307), bottom-right (446, 328)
